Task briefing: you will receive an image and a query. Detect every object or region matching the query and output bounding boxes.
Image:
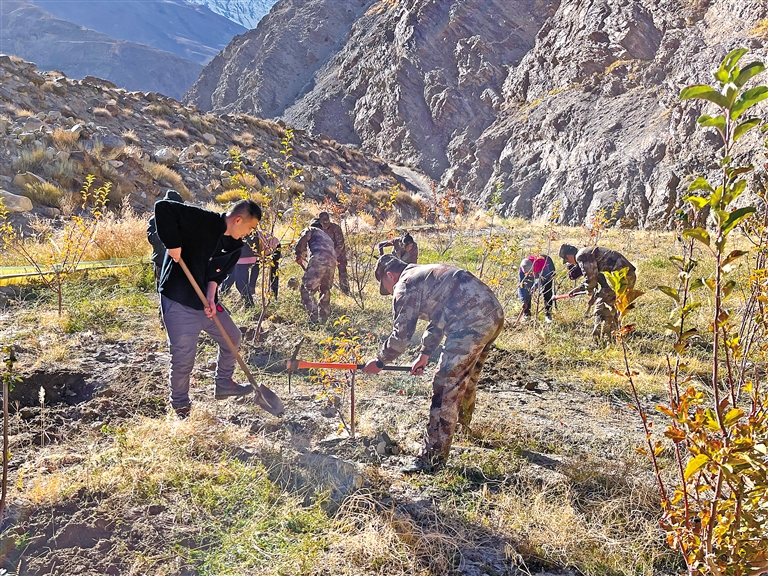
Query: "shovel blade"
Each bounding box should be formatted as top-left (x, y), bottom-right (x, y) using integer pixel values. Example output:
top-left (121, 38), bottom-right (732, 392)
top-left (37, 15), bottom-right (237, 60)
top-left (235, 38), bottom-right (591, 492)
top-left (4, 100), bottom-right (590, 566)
top-left (254, 385), bottom-right (285, 417)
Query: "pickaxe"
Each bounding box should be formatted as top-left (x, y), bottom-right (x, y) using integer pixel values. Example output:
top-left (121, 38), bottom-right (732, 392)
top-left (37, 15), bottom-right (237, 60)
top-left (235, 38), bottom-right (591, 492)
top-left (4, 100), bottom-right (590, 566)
top-left (177, 257), bottom-right (285, 417)
top-left (553, 290), bottom-right (588, 301)
top-left (285, 338), bottom-right (415, 438)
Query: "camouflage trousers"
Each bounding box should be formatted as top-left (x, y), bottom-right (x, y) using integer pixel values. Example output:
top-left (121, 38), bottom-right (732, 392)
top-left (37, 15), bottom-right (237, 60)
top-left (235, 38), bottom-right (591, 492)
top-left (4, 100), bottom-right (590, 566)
top-left (421, 308), bottom-right (505, 461)
top-left (300, 256), bottom-right (335, 324)
top-left (337, 256), bottom-right (350, 296)
top-left (593, 268), bottom-right (636, 340)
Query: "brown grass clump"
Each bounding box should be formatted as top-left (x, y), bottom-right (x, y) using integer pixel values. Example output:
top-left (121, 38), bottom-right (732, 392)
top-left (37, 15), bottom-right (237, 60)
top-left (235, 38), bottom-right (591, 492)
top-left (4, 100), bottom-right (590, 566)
top-left (50, 128), bottom-right (80, 151)
top-left (8, 104), bottom-right (34, 118)
top-left (233, 131), bottom-right (254, 147)
top-left (90, 205), bottom-right (151, 260)
top-left (214, 189), bottom-right (267, 206)
top-left (163, 128), bottom-right (189, 141)
top-left (143, 161), bottom-right (189, 196)
top-left (121, 129), bottom-right (139, 144)
top-left (154, 119), bottom-right (171, 129)
top-left (21, 181), bottom-right (65, 207)
top-left (93, 107), bottom-right (112, 119)
top-left (145, 103), bottom-right (173, 117)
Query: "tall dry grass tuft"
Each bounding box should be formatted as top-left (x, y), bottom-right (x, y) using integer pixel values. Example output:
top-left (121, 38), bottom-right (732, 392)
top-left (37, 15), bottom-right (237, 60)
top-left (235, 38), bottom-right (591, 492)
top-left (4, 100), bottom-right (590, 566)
top-left (13, 146), bottom-right (47, 173)
top-left (21, 182), bottom-right (65, 207)
top-left (143, 161), bottom-right (189, 196)
top-left (50, 127), bottom-right (81, 151)
top-left (90, 204), bottom-right (151, 260)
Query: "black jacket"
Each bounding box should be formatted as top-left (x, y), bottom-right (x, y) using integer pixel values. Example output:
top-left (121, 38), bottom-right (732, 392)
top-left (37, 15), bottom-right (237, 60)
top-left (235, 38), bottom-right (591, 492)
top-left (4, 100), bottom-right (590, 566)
top-left (154, 200), bottom-right (243, 310)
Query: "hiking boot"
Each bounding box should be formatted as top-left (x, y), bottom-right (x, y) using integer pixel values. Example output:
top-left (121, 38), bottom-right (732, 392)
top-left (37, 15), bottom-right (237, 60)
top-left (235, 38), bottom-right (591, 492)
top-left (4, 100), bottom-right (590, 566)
top-left (174, 405), bottom-right (191, 420)
top-left (544, 312), bottom-right (553, 324)
top-left (214, 379), bottom-right (254, 399)
top-left (400, 454), bottom-right (446, 475)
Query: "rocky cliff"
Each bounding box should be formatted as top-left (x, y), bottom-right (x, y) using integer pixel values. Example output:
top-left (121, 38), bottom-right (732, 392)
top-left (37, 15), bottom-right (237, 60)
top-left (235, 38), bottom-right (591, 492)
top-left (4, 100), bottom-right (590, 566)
top-left (30, 0), bottom-right (246, 64)
top-left (0, 56), bottom-right (402, 222)
top-left (1, 1), bottom-right (204, 99)
top-left (186, 0), bottom-right (768, 226)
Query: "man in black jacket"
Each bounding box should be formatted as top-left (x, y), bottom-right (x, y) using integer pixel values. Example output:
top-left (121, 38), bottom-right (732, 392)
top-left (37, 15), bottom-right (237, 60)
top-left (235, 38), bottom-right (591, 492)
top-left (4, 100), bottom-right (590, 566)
top-left (154, 198), bottom-right (262, 418)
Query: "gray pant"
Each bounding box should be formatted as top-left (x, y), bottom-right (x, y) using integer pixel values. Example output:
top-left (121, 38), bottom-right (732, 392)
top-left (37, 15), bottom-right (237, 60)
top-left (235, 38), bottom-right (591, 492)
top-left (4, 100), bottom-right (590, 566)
top-left (160, 295), bottom-right (241, 409)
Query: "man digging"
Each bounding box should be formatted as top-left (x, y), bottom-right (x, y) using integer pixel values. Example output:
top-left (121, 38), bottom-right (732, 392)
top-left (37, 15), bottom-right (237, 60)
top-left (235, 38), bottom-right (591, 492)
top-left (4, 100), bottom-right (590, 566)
top-left (362, 255), bottom-right (505, 474)
top-left (559, 243), bottom-right (637, 340)
top-left (154, 198), bottom-right (262, 418)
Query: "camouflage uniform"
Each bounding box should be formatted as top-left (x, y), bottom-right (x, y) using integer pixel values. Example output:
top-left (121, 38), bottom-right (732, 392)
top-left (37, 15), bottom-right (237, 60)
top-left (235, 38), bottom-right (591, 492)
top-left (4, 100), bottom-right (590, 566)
top-left (574, 246), bottom-right (636, 339)
top-left (295, 227), bottom-right (336, 323)
top-left (377, 236), bottom-right (419, 264)
top-left (378, 264), bottom-right (505, 461)
top-left (319, 220), bottom-right (350, 295)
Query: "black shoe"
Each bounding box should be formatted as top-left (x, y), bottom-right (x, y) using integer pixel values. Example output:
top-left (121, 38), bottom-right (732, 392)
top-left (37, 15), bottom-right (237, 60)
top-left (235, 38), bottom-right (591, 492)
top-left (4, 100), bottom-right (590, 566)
top-left (214, 380), bottom-right (254, 399)
top-left (174, 405), bottom-right (191, 419)
top-left (400, 454), bottom-right (446, 475)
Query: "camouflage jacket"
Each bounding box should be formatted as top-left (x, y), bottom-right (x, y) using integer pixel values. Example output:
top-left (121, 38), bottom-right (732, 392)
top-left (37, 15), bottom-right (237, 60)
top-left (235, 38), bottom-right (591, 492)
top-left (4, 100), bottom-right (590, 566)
top-left (294, 227), bottom-right (336, 264)
top-left (377, 237), bottom-right (419, 264)
top-left (309, 218), bottom-right (346, 258)
top-left (378, 264), bottom-right (504, 363)
top-left (575, 246), bottom-right (635, 293)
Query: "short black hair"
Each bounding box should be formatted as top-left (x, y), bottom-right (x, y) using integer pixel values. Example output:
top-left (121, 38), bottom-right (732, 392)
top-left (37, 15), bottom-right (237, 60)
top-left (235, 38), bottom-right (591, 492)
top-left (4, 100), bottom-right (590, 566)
top-left (402, 233), bottom-right (414, 245)
top-left (309, 219), bottom-right (324, 230)
top-left (558, 244), bottom-right (578, 259)
top-left (227, 199), bottom-right (262, 221)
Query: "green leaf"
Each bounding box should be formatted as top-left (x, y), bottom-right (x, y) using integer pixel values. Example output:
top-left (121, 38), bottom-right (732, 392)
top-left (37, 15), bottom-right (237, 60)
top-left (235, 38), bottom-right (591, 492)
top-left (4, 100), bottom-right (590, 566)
top-left (684, 453), bottom-right (710, 480)
top-left (657, 285), bottom-right (681, 303)
top-left (723, 179), bottom-right (747, 205)
top-left (734, 117), bottom-right (761, 142)
top-left (698, 114), bottom-right (726, 136)
top-left (731, 86), bottom-right (768, 120)
top-left (734, 61), bottom-right (766, 88)
top-left (684, 195), bottom-right (710, 210)
top-left (689, 278), bottom-right (705, 291)
top-left (722, 48), bottom-right (748, 73)
top-left (723, 408), bottom-right (745, 427)
top-left (721, 206), bottom-right (756, 236)
top-left (687, 177), bottom-right (714, 194)
top-left (682, 227), bottom-right (711, 247)
top-left (680, 85), bottom-right (728, 108)
top-left (722, 249), bottom-right (748, 266)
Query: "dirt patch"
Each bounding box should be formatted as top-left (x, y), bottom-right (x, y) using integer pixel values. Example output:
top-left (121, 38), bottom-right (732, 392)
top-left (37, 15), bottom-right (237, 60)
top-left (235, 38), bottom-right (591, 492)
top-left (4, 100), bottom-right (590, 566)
top-left (10, 370), bottom-right (93, 409)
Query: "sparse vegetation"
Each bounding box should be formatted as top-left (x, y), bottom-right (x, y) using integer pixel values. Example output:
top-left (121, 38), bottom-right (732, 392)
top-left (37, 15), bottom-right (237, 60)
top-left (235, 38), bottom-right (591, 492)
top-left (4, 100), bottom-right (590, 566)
top-left (20, 181), bottom-right (65, 207)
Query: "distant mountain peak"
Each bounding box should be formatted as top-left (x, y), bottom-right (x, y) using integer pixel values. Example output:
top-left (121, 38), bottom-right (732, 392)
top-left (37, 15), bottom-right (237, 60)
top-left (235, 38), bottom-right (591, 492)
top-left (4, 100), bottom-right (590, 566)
top-left (185, 0), bottom-right (278, 29)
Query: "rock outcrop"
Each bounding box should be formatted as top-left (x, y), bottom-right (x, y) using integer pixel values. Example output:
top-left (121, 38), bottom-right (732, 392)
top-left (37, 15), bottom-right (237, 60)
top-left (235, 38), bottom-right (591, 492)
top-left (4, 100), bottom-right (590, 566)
top-left (1, 1), bottom-right (204, 99)
top-left (0, 56), bottom-right (403, 222)
top-left (186, 0), bottom-right (768, 226)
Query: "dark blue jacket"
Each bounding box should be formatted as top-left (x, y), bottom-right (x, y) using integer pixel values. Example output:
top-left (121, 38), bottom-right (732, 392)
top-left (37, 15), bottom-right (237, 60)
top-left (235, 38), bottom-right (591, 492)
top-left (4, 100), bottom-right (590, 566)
top-left (154, 200), bottom-right (243, 310)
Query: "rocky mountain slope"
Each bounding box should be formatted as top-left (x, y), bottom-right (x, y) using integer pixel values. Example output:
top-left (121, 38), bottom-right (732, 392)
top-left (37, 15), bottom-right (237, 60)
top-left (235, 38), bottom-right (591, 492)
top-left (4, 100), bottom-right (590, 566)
top-left (187, 0), bottom-right (278, 29)
top-left (1, 1), bottom-right (203, 98)
top-left (0, 55), bottom-right (402, 221)
top-left (29, 0), bottom-right (246, 65)
top-left (186, 0), bottom-right (768, 227)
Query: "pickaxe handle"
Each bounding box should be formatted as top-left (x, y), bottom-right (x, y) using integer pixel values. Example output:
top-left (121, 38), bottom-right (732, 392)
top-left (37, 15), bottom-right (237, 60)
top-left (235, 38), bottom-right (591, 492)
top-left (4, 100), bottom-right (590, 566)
top-left (176, 257), bottom-right (284, 416)
top-left (286, 359), bottom-right (412, 372)
top-left (554, 290), bottom-right (588, 301)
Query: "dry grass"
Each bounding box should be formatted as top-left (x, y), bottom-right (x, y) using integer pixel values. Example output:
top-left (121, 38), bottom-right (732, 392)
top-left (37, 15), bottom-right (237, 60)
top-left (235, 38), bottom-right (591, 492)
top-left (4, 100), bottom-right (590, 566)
top-left (90, 205), bottom-right (152, 260)
top-left (154, 118), bottom-right (171, 129)
top-left (143, 161), bottom-right (189, 196)
top-left (13, 146), bottom-right (47, 173)
top-left (7, 104), bottom-right (34, 118)
top-left (233, 130), bottom-right (254, 147)
top-left (93, 107), bottom-right (112, 119)
top-left (21, 182), bottom-right (65, 207)
top-left (121, 129), bottom-right (139, 144)
top-left (163, 128), bottom-right (189, 141)
top-left (751, 19), bottom-right (768, 39)
top-left (50, 127), bottom-right (80, 151)
top-left (145, 103), bottom-right (174, 117)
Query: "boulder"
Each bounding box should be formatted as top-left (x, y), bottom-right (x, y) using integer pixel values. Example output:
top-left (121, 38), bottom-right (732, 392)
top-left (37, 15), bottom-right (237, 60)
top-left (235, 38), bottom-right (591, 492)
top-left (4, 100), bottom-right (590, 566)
top-left (95, 134), bottom-right (126, 155)
top-left (13, 172), bottom-right (47, 189)
top-left (202, 133), bottom-right (216, 146)
top-left (153, 147), bottom-right (178, 166)
top-left (0, 189), bottom-right (33, 212)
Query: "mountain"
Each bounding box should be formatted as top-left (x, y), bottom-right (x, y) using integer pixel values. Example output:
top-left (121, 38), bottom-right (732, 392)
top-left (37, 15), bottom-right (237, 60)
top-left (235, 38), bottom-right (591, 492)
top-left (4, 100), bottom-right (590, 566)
top-left (29, 0), bottom-right (247, 64)
top-left (1, 1), bottom-right (203, 99)
top-left (185, 0), bottom-right (768, 227)
top-left (186, 0), bottom-right (278, 29)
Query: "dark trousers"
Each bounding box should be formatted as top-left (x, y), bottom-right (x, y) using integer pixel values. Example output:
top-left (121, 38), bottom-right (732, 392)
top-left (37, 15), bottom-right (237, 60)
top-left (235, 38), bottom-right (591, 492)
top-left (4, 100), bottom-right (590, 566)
top-left (221, 249), bottom-right (281, 305)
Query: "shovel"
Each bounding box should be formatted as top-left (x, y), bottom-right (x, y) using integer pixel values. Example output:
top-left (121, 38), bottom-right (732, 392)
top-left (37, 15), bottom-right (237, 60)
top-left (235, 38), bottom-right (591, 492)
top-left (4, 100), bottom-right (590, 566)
top-left (176, 257), bottom-right (285, 417)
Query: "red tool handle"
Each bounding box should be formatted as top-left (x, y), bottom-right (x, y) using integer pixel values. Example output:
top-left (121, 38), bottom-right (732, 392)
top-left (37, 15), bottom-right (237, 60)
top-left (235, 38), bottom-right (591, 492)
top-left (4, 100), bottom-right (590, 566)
top-left (287, 360), bottom-right (413, 372)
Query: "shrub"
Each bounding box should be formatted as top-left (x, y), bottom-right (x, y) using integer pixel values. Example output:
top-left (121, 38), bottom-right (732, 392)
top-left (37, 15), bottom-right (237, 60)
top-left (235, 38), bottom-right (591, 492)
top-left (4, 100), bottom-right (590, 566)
top-left (121, 129), bottom-right (139, 144)
top-left (145, 103), bottom-right (173, 117)
top-left (163, 128), bottom-right (189, 141)
top-left (143, 161), bottom-right (189, 196)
